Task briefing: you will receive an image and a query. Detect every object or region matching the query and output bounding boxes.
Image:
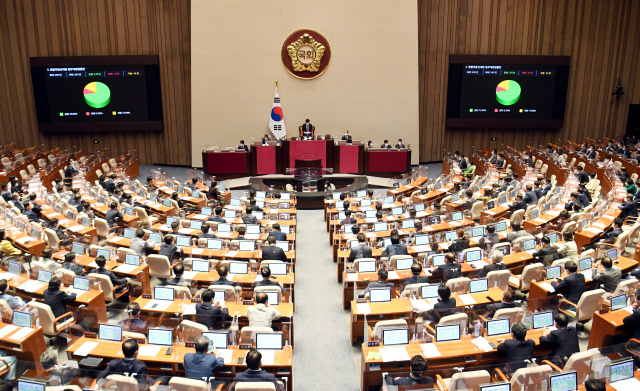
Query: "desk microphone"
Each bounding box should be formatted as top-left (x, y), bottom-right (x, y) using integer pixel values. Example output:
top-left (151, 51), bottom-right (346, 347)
top-left (309, 153), bottom-right (316, 159)
top-left (301, 153), bottom-right (307, 159)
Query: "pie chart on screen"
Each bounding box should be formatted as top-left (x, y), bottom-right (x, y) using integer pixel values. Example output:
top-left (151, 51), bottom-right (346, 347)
top-left (496, 80), bottom-right (521, 106)
top-left (83, 81), bottom-right (111, 109)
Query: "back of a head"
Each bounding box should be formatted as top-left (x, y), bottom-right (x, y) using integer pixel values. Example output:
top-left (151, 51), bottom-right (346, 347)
top-left (445, 253), bottom-right (456, 264)
top-left (267, 235), bottom-right (276, 244)
top-left (95, 255), bottom-right (106, 267)
top-left (238, 226), bottom-right (246, 236)
top-left (136, 228), bottom-right (145, 238)
top-left (357, 232), bottom-right (366, 243)
top-left (377, 268), bottom-right (389, 281)
top-left (492, 251), bottom-right (504, 263)
top-left (351, 225), bottom-right (360, 235)
top-left (456, 228), bottom-right (465, 239)
top-left (218, 264), bottom-right (228, 277)
top-left (122, 339), bottom-right (138, 358)
top-left (415, 221), bottom-right (423, 231)
top-left (164, 235), bottom-right (173, 245)
top-left (128, 302), bottom-right (141, 316)
top-left (0, 280), bottom-right (7, 294)
top-left (565, 261), bottom-right (577, 273)
top-left (201, 289), bottom-right (214, 303)
top-left (512, 222), bottom-right (521, 231)
top-left (511, 322), bottom-right (527, 341)
top-left (173, 263), bottom-right (184, 276)
top-left (40, 349), bottom-right (59, 370)
top-left (390, 234), bottom-right (400, 245)
top-left (65, 252), bottom-right (76, 263)
top-left (438, 285), bottom-right (451, 300)
top-left (246, 348), bottom-right (262, 370)
top-left (601, 257), bottom-right (613, 269)
top-left (260, 266), bottom-right (271, 278)
top-left (487, 225), bottom-right (495, 234)
top-left (194, 335), bottom-right (210, 353)
top-left (48, 276), bottom-right (61, 291)
top-left (409, 354), bottom-right (428, 373)
top-left (554, 312), bottom-right (569, 328)
top-left (411, 263), bottom-right (422, 275)
top-left (466, 189), bottom-right (473, 197)
top-left (584, 379), bottom-right (606, 391)
top-left (256, 291), bottom-right (268, 304)
top-left (170, 221), bottom-right (179, 230)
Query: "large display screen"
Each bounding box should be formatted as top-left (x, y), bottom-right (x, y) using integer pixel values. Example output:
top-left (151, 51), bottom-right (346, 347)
top-left (446, 55), bottom-right (570, 128)
top-left (30, 55), bottom-right (163, 132)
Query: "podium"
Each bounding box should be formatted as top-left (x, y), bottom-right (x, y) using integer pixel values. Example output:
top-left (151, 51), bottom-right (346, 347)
top-left (294, 158), bottom-right (322, 169)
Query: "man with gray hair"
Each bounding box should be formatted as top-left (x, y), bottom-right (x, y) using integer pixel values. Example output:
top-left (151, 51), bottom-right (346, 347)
top-left (183, 335), bottom-right (225, 381)
top-left (478, 250), bottom-right (507, 278)
top-left (39, 348), bottom-right (80, 384)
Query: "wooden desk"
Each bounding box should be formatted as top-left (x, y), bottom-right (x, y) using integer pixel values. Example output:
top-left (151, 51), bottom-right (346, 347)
top-left (0, 222), bottom-right (46, 257)
top-left (588, 308), bottom-right (632, 349)
top-left (387, 178), bottom-right (427, 199)
top-left (40, 209), bottom-right (97, 238)
top-left (0, 321), bottom-right (47, 362)
top-left (574, 209), bottom-right (621, 253)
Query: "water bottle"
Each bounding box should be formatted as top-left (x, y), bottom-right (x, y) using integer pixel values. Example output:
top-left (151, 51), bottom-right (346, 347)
top-left (473, 321), bottom-right (481, 338)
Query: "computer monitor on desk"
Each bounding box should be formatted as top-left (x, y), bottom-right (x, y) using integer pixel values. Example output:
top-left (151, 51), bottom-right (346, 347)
top-left (17, 379), bottom-right (46, 391)
top-left (256, 333), bottom-right (283, 350)
top-left (369, 288), bottom-right (392, 303)
top-left (421, 284), bottom-right (439, 299)
top-left (99, 324), bottom-right (123, 342)
top-left (611, 294), bottom-right (628, 312)
top-left (435, 324), bottom-right (460, 342)
top-left (148, 328), bottom-right (173, 346)
top-left (532, 311), bottom-right (554, 329)
top-left (357, 260), bottom-right (376, 273)
top-left (154, 287), bottom-right (175, 301)
top-left (382, 329), bottom-right (410, 346)
top-left (13, 311), bottom-right (31, 328)
top-left (268, 263), bottom-right (287, 276)
top-left (479, 382), bottom-right (511, 391)
top-left (431, 254), bottom-right (446, 267)
top-left (578, 257), bottom-right (592, 271)
top-left (486, 318), bottom-right (510, 337)
top-left (465, 249), bottom-right (482, 262)
top-left (610, 358), bottom-right (634, 383)
top-left (549, 371), bottom-right (577, 391)
top-left (203, 332), bottom-right (228, 350)
top-left (469, 278), bottom-right (488, 293)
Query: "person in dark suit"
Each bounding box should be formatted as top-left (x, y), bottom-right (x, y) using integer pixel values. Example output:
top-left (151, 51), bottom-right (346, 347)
top-left (60, 252), bottom-right (85, 276)
top-left (0, 183), bottom-right (11, 203)
top-left (496, 322), bottom-right (535, 371)
top-left (382, 232), bottom-right (408, 258)
top-left (603, 218), bottom-right (624, 244)
top-left (580, 184), bottom-right (592, 204)
top-left (533, 236), bottom-right (559, 265)
top-left (478, 224), bottom-right (500, 249)
top-left (401, 263), bottom-right (425, 292)
top-left (301, 119), bottom-right (313, 139)
top-left (341, 130), bottom-right (352, 142)
top-left (484, 289), bottom-right (518, 318)
top-left (381, 140), bottom-right (392, 149)
top-left (463, 189), bottom-right (477, 210)
top-left (586, 147), bottom-right (597, 160)
top-left (105, 174), bottom-right (117, 193)
top-left (620, 193), bottom-right (639, 220)
top-left (592, 256), bottom-right (621, 292)
top-left (198, 224), bottom-right (218, 239)
top-left (532, 181), bottom-right (543, 200)
top-left (564, 192), bottom-right (579, 211)
top-left (262, 235), bottom-right (288, 262)
top-left (165, 263), bottom-right (189, 286)
top-left (229, 349), bottom-right (284, 391)
top-left (395, 139), bottom-right (406, 149)
top-left (384, 355), bottom-right (434, 387)
top-left (619, 145), bottom-right (631, 158)
top-left (210, 265), bottom-right (237, 287)
top-left (64, 159), bottom-right (79, 183)
top-left (349, 233), bottom-right (372, 262)
top-left (184, 335), bottom-right (225, 382)
top-left (242, 207), bottom-right (259, 224)
top-left (207, 207), bottom-right (226, 223)
top-left (623, 291), bottom-right (640, 341)
top-left (22, 202), bottom-right (40, 222)
top-left (495, 153), bottom-right (505, 169)
top-left (253, 266), bottom-right (283, 290)
top-left (97, 339), bottom-right (147, 387)
top-left (123, 302), bottom-right (149, 333)
top-left (551, 261), bottom-right (586, 304)
top-left (249, 199), bottom-right (262, 212)
top-left (523, 185), bottom-right (538, 205)
top-left (361, 268), bottom-right (395, 296)
top-left (159, 235), bottom-right (182, 259)
top-left (95, 255), bottom-right (129, 298)
top-left (449, 228), bottom-right (470, 253)
top-left (488, 149), bottom-right (498, 164)
top-left (43, 276), bottom-right (76, 320)
top-left (541, 178), bottom-right (553, 195)
top-left (105, 202), bottom-right (122, 227)
top-left (10, 193), bottom-right (24, 212)
top-left (267, 223), bottom-right (287, 241)
top-left (237, 140), bottom-right (249, 152)
top-left (458, 155), bottom-right (468, 171)
top-left (576, 188), bottom-right (590, 208)
top-left (509, 194), bottom-right (527, 212)
top-left (576, 166), bottom-right (589, 184)
top-left (196, 288), bottom-right (228, 330)
top-left (431, 253), bottom-right (462, 282)
top-left (340, 209), bottom-right (357, 226)
top-left (261, 134), bottom-right (272, 144)
top-left (539, 312), bottom-right (580, 366)
top-left (479, 250), bottom-right (507, 278)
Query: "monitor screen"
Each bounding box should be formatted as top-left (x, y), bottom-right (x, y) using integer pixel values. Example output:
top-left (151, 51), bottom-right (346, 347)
top-left (349, 240), bottom-right (359, 249)
top-left (154, 287), bottom-right (175, 301)
top-left (487, 318), bottom-right (510, 336)
top-left (125, 207), bottom-right (134, 216)
top-left (192, 191), bottom-right (200, 199)
top-left (224, 210), bottom-right (236, 218)
top-left (217, 223), bottom-right (231, 232)
top-left (229, 261), bottom-right (248, 274)
top-left (369, 288), bottom-right (392, 303)
top-left (383, 238), bottom-right (392, 248)
top-left (366, 210), bottom-right (377, 218)
top-left (212, 290), bottom-right (226, 303)
top-left (610, 358), bottom-right (634, 383)
top-left (149, 233), bottom-right (162, 244)
top-left (432, 255), bottom-right (446, 267)
top-left (256, 191), bottom-right (266, 199)
top-left (531, 209), bottom-right (539, 219)
top-left (207, 239), bottom-right (223, 250)
top-left (451, 193), bottom-right (459, 202)
top-left (265, 291), bottom-right (279, 305)
top-left (176, 236), bottom-right (191, 247)
top-left (125, 254), bottom-right (140, 266)
top-left (13, 311), bottom-right (31, 328)
top-left (201, 207), bottom-right (212, 216)
top-left (30, 228), bottom-right (40, 239)
top-left (190, 220), bottom-right (203, 230)
top-left (494, 221), bottom-right (507, 232)
top-left (97, 248), bottom-right (111, 260)
top-left (421, 284), bottom-right (439, 299)
top-left (471, 227), bottom-right (485, 237)
top-left (445, 231), bottom-right (458, 242)
top-left (268, 263), bottom-right (287, 275)
top-left (332, 192), bottom-right (342, 200)
top-left (203, 332), bottom-right (228, 349)
top-left (611, 294), bottom-right (628, 312)
top-left (374, 222), bottom-right (388, 232)
top-left (435, 324), bottom-right (460, 342)
top-left (99, 324), bottom-right (123, 342)
top-left (37, 269), bottom-right (52, 283)
top-left (415, 203), bottom-right (425, 212)
top-left (578, 257), bottom-right (592, 271)
top-left (549, 371), bottom-right (577, 391)
top-left (469, 278), bottom-right (488, 293)
top-left (357, 260), bottom-right (376, 273)
top-left (479, 382), bottom-right (511, 391)
top-left (384, 196), bottom-right (394, 204)
top-left (246, 224), bottom-right (260, 234)
top-left (392, 207), bottom-right (403, 216)
top-left (499, 195), bottom-right (507, 204)
top-left (532, 311), bottom-right (554, 329)
top-left (546, 266), bottom-right (561, 280)
top-left (451, 211), bottom-right (463, 221)
top-left (396, 258), bottom-right (413, 271)
top-left (71, 242), bottom-right (85, 255)
top-left (338, 212), bottom-right (346, 220)
top-left (254, 211), bottom-right (264, 220)
top-left (8, 261), bottom-right (21, 275)
top-left (607, 248), bottom-right (618, 261)
top-left (546, 232), bottom-right (558, 244)
top-left (82, 217), bottom-right (91, 227)
top-left (219, 185), bottom-right (226, 191)
top-left (465, 249), bottom-right (482, 262)
top-left (357, 190), bottom-right (367, 198)
top-left (522, 239), bottom-right (536, 251)
top-left (74, 276), bottom-right (90, 291)
top-left (166, 217), bottom-right (178, 225)
top-left (280, 193), bottom-right (291, 200)
top-left (278, 202), bottom-right (290, 209)
top-left (230, 199), bottom-right (241, 206)
top-left (382, 329), bottom-right (410, 346)
top-left (256, 333), bottom-right (283, 350)
top-left (414, 234), bottom-right (430, 246)
top-left (17, 380), bottom-right (45, 391)
top-left (360, 199), bottom-right (372, 207)
top-left (402, 219), bottom-right (415, 229)
top-left (150, 194), bottom-right (158, 202)
top-left (239, 240), bottom-right (255, 252)
top-left (123, 228), bottom-right (136, 239)
top-left (276, 241), bottom-right (289, 252)
top-left (192, 260), bottom-right (210, 272)
top-left (148, 328), bottom-right (173, 346)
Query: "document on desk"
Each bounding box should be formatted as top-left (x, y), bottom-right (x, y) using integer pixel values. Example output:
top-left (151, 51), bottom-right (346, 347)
top-left (0, 273), bottom-right (15, 281)
top-left (73, 341), bottom-right (99, 357)
top-left (449, 221), bottom-right (462, 227)
top-left (138, 346), bottom-right (162, 357)
top-left (546, 210), bottom-right (561, 217)
top-left (16, 237), bottom-right (33, 244)
top-left (258, 350), bottom-right (275, 365)
top-left (410, 299), bottom-right (433, 312)
top-left (471, 337), bottom-right (493, 352)
top-left (114, 264), bottom-right (138, 273)
top-left (624, 305), bottom-right (634, 314)
top-left (17, 280), bottom-right (46, 293)
top-left (178, 228), bottom-right (194, 235)
top-left (182, 271), bottom-right (198, 280)
top-left (216, 232), bottom-right (232, 239)
top-left (144, 300), bottom-right (172, 311)
top-left (382, 203), bottom-right (396, 209)
top-left (225, 251), bottom-right (239, 257)
top-left (387, 271), bottom-right (399, 280)
top-left (355, 303), bottom-right (371, 315)
top-left (468, 260), bottom-right (488, 269)
top-left (420, 343), bottom-right (441, 358)
top-left (539, 282), bottom-right (555, 293)
top-left (585, 227), bottom-right (604, 234)
top-left (88, 262), bottom-right (98, 268)
top-left (379, 347), bottom-right (411, 362)
top-left (458, 294), bottom-right (476, 305)
top-left (412, 245), bottom-right (433, 253)
top-left (611, 377), bottom-right (640, 391)
top-left (581, 269), bottom-right (593, 281)
top-left (346, 273), bottom-right (359, 282)
top-left (0, 325), bottom-right (18, 338)
top-left (183, 305), bottom-right (196, 315)
top-left (217, 349), bottom-right (234, 364)
top-left (68, 225), bottom-right (85, 232)
top-left (534, 218), bottom-right (548, 224)
top-left (191, 248), bottom-right (205, 255)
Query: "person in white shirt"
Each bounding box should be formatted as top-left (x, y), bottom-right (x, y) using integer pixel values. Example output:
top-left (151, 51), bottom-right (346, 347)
top-left (556, 232), bottom-right (578, 261)
top-left (246, 292), bottom-right (281, 328)
top-left (39, 249), bottom-right (60, 271)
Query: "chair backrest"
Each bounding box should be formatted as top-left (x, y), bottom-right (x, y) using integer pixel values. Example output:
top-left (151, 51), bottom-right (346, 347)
top-left (89, 273), bottom-right (116, 302)
top-left (471, 201), bottom-right (484, 219)
top-left (561, 221), bottom-right (577, 234)
top-left (43, 228), bottom-right (60, 250)
top-left (123, 331), bottom-right (147, 343)
top-left (613, 279), bottom-right (638, 296)
top-left (510, 365), bottom-right (553, 391)
top-left (235, 383), bottom-right (276, 391)
top-left (27, 301), bottom-right (56, 335)
top-left (165, 284), bottom-right (192, 299)
top-left (46, 386), bottom-right (83, 391)
top-left (104, 374), bottom-right (140, 391)
top-left (30, 260), bottom-right (50, 273)
top-left (372, 319), bottom-right (408, 340)
top-left (0, 299), bottom-right (13, 319)
top-left (493, 307), bottom-right (525, 323)
top-left (254, 286), bottom-right (282, 296)
top-left (147, 255), bottom-right (172, 279)
top-left (438, 313), bottom-right (468, 330)
top-left (102, 162), bottom-right (111, 173)
top-left (575, 288), bottom-right (604, 321)
top-left (486, 270), bottom-right (511, 290)
top-left (168, 377), bottom-right (208, 391)
top-left (446, 277), bottom-right (470, 294)
top-left (564, 350), bottom-right (599, 378)
top-left (240, 326), bottom-right (274, 341)
top-left (519, 263), bottom-right (543, 291)
top-left (403, 282), bottom-right (432, 297)
top-left (94, 218), bottom-right (111, 237)
top-left (180, 319), bottom-right (207, 343)
top-left (448, 370), bottom-right (490, 391)
top-left (511, 210), bottom-right (525, 225)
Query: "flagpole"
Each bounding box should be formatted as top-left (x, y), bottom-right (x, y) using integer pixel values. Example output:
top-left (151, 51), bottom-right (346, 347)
top-left (276, 80), bottom-right (278, 93)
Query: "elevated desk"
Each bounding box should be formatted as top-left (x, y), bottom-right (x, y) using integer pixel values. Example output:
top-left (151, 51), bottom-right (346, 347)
top-left (364, 150), bottom-right (411, 176)
top-left (202, 151), bottom-right (252, 178)
top-left (334, 144), bottom-right (364, 174)
top-left (252, 144), bottom-right (282, 175)
top-left (282, 139), bottom-right (333, 170)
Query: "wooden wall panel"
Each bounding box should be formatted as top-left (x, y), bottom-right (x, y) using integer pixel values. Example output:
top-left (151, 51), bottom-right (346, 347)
top-left (418, 0), bottom-right (640, 162)
top-left (0, 0), bottom-right (191, 166)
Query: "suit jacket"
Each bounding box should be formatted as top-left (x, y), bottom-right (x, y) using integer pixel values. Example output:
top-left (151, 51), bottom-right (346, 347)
top-left (198, 232), bottom-right (218, 239)
top-left (495, 158), bottom-right (505, 168)
top-left (232, 369), bottom-right (277, 389)
top-left (497, 339), bottom-right (535, 371)
top-left (592, 267), bottom-right (622, 292)
top-left (130, 237), bottom-right (154, 257)
top-left (577, 193), bottom-right (590, 207)
top-left (302, 123), bottom-right (313, 135)
top-left (96, 267), bottom-right (127, 287)
top-left (395, 143), bottom-right (405, 149)
top-left (533, 188), bottom-right (543, 199)
top-left (449, 238), bottom-right (470, 253)
top-left (385, 374), bottom-right (434, 386)
top-left (242, 215), bottom-right (259, 224)
top-left (604, 227), bottom-right (623, 243)
top-left (24, 209), bottom-right (40, 222)
top-left (478, 262), bottom-right (506, 278)
top-left (159, 243), bottom-right (181, 259)
top-left (64, 165), bottom-right (79, 178)
top-left (542, 184), bottom-right (553, 195)
top-left (207, 215), bottom-right (226, 223)
top-left (342, 135), bottom-right (352, 142)
top-left (349, 244), bottom-right (373, 262)
top-left (463, 197), bottom-right (477, 210)
top-left (43, 289), bottom-right (77, 318)
top-left (105, 209), bottom-right (122, 227)
top-left (61, 261), bottom-right (84, 276)
top-left (267, 231), bottom-right (287, 241)
top-left (184, 352), bottom-right (224, 380)
top-left (237, 144), bottom-right (249, 152)
top-left (262, 245), bottom-right (288, 262)
top-left (577, 171), bottom-right (589, 184)
top-left (0, 191), bottom-right (11, 203)
top-left (459, 159), bottom-right (468, 170)
top-left (489, 154), bottom-right (498, 163)
top-left (340, 217), bottom-right (357, 226)
top-left (523, 191), bottom-right (538, 205)
top-left (196, 302), bottom-right (228, 329)
top-left (381, 144), bottom-right (392, 149)
top-left (210, 277), bottom-right (236, 287)
top-left (478, 233), bottom-right (500, 248)
top-left (124, 318), bottom-right (149, 333)
top-left (382, 243), bottom-right (408, 258)
top-left (105, 179), bottom-right (116, 193)
top-left (261, 137), bottom-right (271, 144)
top-left (98, 358), bottom-right (147, 385)
top-left (621, 202), bottom-right (639, 220)
top-left (533, 246), bottom-right (559, 264)
top-left (539, 327), bottom-right (580, 362)
top-left (623, 308), bottom-right (640, 340)
top-left (551, 273), bottom-right (586, 304)
top-left (362, 281), bottom-right (395, 294)
top-left (509, 200), bottom-right (527, 212)
top-left (432, 263), bottom-right (462, 281)
top-left (506, 230), bottom-right (528, 243)
top-left (401, 275), bottom-right (426, 292)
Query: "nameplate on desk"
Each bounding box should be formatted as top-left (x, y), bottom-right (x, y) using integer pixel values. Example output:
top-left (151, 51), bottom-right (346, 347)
top-left (346, 269), bottom-right (356, 274)
top-left (357, 298), bottom-right (367, 303)
top-left (243, 300), bottom-right (254, 305)
top-left (84, 332), bottom-right (97, 339)
top-left (142, 294), bottom-right (152, 299)
top-left (386, 267), bottom-right (394, 271)
top-left (190, 298), bottom-right (201, 303)
top-left (239, 344), bottom-right (252, 350)
top-left (367, 341), bottom-right (379, 347)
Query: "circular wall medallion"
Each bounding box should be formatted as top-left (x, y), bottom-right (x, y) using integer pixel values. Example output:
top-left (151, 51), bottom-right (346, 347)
top-left (281, 29), bottom-right (331, 80)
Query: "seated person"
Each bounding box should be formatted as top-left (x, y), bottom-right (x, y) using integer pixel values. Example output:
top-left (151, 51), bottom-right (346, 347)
top-left (340, 209), bottom-right (357, 226)
top-left (556, 232), bottom-right (578, 260)
top-left (478, 224), bottom-right (499, 248)
top-left (160, 235), bottom-right (182, 259)
top-left (210, 265), bottom-right (237, 287)
top-left (43, 276), bottom-right (77, 320)
top-left (362, 268), bottom-right (395, 296)
top-left (509, 194), bottom-right (527, 212)
top-left (592, 256), bottom-right (621, 293)
top-left (384, 355), bottom-right (433, 386)
top-left (263, 235), bottom-right (288, 262)
top-left (401, 263), bottom-right (425, 293)
top-left (229, 349), bottom-right (284, 391)
top-left (130, 229), bottom-right (155, 257)
top-left (431, 253), bottom-right (461, 282)
top-left (237, 140), bottom-right (249, 152)
top-left (97, 339), bottom-right (147, 387)
top-left (0, 229), bottom-right (21, 255)
top-left (39, 349), bottom-right (81, 385)
top-left (506, 222), bottom-right (528, 243)
top-left (61, 252), bottom-right (85, 276)
top-left (166, 263), bottom-right (189, 286)
top-left (242, 207), bottom-right (259, 224)
top-left (349, 233), bottom-right (372, 262)
top-left (206, 207), bottom-right (226, 223)
top-left (449, 228), bottom-right (470, 253)
top-left (382, 231), bottom-right (408, 258)
top-left (539, 312), bottom-right (579, 367)
top-left (484, 289), bottom-right (517, 318)
top-left (236, 226), bottom-right (247, 240)
top-left (0, 279), bottom-right (26, 309)
top-left (551, 260), bottom-right (585, 304)
top-left (533, 236), bottom-right (559, 265)
top-left (246, 292), bottom-right (281, 328)
top-left (196, 289), bottom-right (228, 330)
top-left (267, 223), bottom-right (286, 241)
top-left (39, 248), bottom-right (60, 272)
top-left (197, 224), bottom-right (218, 239)
top-left (495, 321), bottom-right (535, 371)
top-left (253, 266), bottom-right (283, 290)
top-left (105, 202), bottom-right (122, 227)
top-left (123, 302), bottom-right (149, 333)
top-left (183, 335), bottom-right (225, 383)
top-left (478, 250), bottom-right (507, 278)
top-left (95, 255), bottom-right (128, 295)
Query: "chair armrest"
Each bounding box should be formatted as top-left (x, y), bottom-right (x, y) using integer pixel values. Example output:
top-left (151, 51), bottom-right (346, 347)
top-left (54, 311), bottom-right (77, 332)
top-left (478, 315), bottom-right (489, 323)
top-left (509, 275), bottom-right (521, 289)
top-left (367, 325), bottom-right (373, 341)
top-left (492, 367), bottom-right (509, 382)
top-left (0, 357), bottom-right (10, 377)
top-left (540, 360), bottom-right (563, 372)
top-left (625, 338), bottom-right (640, 357)
top-left (214, 384), bottom-right (224, 391)
top-left (435, 374), bottom-right (448, 391)
top-left (624, 217), bottom-right (638, 225)
top-left (114, 284), bottom-right (129, 299)
top-left (558, 298), bottom-right (577, 317)
top-left (425, 324), bottom-right (436, 335)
